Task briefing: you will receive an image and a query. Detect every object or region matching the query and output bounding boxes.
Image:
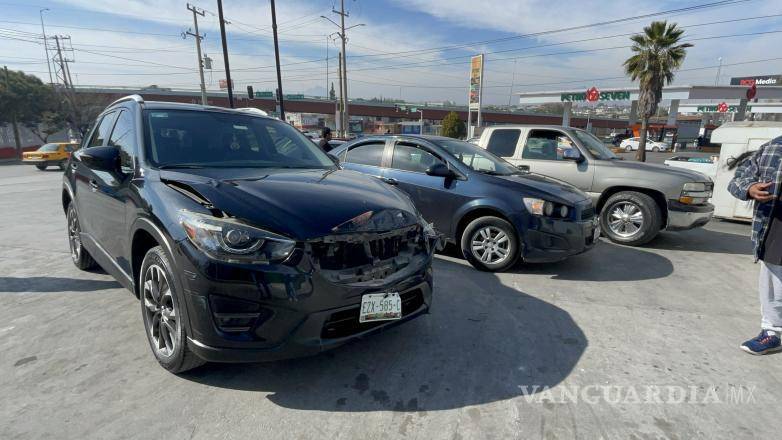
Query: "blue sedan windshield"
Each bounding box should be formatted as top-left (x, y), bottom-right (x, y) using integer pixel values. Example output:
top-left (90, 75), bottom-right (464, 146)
top-left (436, 139), bottom-right (520, 176)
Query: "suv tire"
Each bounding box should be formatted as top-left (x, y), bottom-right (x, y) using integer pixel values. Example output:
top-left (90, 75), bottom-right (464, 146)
top-left (36, 164), bottom-right (46, 170)
top-left (460, 216), bottom-right (520, 272)
top-left (66, 202), bottom-right (97, 270)
top-left (600, 191), bottom-right (662, 246)
top-left (140, 246), bottom-right (205, 374)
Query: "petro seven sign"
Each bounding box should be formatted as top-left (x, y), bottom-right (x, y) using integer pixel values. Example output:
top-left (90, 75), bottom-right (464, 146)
top-left (561, 87), bottom-right (631, 102)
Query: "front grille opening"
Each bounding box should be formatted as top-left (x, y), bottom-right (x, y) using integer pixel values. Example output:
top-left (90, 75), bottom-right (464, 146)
top-left (321, 288), bottom-right (425, 339)
top-left (307, 225), bottom-right (428, 283)
top-left (580, 206), bottom-right (595, 220)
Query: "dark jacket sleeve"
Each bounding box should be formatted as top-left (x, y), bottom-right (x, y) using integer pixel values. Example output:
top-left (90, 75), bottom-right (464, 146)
top-left (728, 146), bottom-right (764, 201)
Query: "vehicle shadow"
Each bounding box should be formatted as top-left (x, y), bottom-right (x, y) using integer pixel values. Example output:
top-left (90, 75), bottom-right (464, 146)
top-left (440, 240), bottom-right (673, 282)
top-left (183, 258), bottom-right (587, 412)
top-left (644, 226), bottom-right (752, 256)
top-left (0, 276), bottom-right (120, 293)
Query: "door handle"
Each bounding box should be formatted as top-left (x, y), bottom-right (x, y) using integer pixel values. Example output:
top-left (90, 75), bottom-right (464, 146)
top-left (517, 165), bottom-right (530, 172)
top-left (89, 180), bottom-right (99, 192)
top-left (381, 177), bottom-right (398, 185)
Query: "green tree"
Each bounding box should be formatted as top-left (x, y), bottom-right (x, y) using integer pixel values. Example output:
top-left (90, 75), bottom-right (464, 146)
top-left (0, 68), bottom-right (57, 156)
top-left (623, 21), bottom-right (692, 161)
top-left (441, 111), bottom-right (465, 139)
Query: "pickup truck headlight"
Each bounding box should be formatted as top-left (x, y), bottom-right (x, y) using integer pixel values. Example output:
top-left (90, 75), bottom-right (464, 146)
top-left (179, 210), bottom-right (295, 264)
top-left (679, 182), bottom-right (713, 205)
top-left (523, 198), bottom-right (570, 219)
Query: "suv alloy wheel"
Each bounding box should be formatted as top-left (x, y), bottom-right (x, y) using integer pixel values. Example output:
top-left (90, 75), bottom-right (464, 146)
top-left (140, 246), bottom-right (204, 373)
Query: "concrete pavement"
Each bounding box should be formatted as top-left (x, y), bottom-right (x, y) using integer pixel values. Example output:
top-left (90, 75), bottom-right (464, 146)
top-left (0, 164), bottom-right (776, 440)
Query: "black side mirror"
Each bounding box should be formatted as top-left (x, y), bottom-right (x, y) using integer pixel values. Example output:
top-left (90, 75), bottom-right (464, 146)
top-left (76, 146), bottom-right (120, 172)
top-left (426, 162), bottom-right (455, 178)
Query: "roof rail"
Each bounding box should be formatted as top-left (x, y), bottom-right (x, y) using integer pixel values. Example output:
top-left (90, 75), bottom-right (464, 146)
top-left (108, 94), bottom-right (144, 108)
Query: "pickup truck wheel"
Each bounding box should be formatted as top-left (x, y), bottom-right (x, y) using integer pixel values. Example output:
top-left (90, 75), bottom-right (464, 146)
top-left (600, 192), bottom-right (662, 246)
top-left (140, 246), bottom-right (205, 374)
top-left (460, 216), bottom-right (520, 272)
top-left (36, 164), bottom-right (46, 170)
top-left (66, 203), bottom-right (97, 270)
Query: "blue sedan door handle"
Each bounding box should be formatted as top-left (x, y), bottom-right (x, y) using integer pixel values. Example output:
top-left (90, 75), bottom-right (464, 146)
top-left (381, 177), bottom-right (398, 185)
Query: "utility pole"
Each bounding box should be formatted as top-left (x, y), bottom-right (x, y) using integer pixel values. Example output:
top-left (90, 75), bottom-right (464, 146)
top-left (269, 0), bottom-right (285, 121)
top-left (337, 52), bottom-right (344, 136)
top-left (39, 8), bottom-right (53, 85)
top-left (216, 0), bottom-right (234, 108)
top-left (53, 35), bottom-right (72, 89)
top-left (715, 57), bottom-right (723, 86)
top-left (507, 59), bottom-right (517, 108)
top-left (322, 3), bottom-right (364, 137)
top-left (186, 3), bottom-right (207, 105)
top-left (325, 35), bottom-right (329, 100)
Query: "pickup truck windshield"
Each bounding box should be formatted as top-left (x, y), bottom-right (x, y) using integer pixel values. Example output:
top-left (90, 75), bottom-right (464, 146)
top-left (572, 129), bottom-right (618, 160)
top-left (143, 110), bottom-right (335, 169)
top-left (436, 139), bottom-right (520, 175)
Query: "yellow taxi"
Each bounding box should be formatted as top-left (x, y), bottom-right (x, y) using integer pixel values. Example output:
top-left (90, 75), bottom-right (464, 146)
top-left (22, 142), bottom-right (81, 170)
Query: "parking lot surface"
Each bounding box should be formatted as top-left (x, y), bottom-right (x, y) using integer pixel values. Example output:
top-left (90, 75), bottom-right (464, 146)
top-left (0, 164), bottom-right (777, 440)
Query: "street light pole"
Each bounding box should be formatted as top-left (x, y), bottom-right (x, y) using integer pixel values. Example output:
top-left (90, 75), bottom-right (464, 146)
top-left (715, 57), bottom-right (723, 86)
top-left (269, 0), bottom-right (285, 122)
top-left (216, 0), bottom-right (234, 108)
top-left (39, 8), bottom-right (53, 85)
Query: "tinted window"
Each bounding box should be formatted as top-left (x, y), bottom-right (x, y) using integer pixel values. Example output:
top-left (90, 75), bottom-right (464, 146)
top-left (345, 142), bottom-right (385, 167)
top-left (486, 129), bottom-right (520, 157)
top-left (87, 112), bottom-right (117, 148)
top-left (522, 130), bottom-right (576, 161)
top-left (391, 143), bottom-right (443, 173)
top-left (109, 110), bottom-right (136, 169)
top-left (143, 110), bottom-right (333, 169)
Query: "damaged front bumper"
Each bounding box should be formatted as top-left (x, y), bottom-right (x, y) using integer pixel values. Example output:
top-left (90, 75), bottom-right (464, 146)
top-left (175, 212), bottom-right (439, 363)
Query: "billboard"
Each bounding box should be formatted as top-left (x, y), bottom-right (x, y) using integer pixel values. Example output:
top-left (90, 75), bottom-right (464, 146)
top-left (729, 75), bottom-right (781, 86)
top-left (468, 54), bottom-right (484, 110)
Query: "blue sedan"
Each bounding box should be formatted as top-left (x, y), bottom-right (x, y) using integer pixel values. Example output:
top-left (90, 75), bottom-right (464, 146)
top-left (330, 135), bottom-right (599, 271)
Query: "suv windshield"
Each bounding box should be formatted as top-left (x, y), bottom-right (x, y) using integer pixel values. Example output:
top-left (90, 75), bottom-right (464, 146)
top-left (143, 110), bottom-right (334, 169)
top-left (572, 129), bottom-right (617, 160)
top-left (39, 143), bottom-right (60, 152)
top-left (436, 138), bottom-right (520, 176)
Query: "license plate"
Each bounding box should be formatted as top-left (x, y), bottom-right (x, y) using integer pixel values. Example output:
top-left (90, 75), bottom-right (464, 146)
top-left (359, 292), bottom-right (402, 323)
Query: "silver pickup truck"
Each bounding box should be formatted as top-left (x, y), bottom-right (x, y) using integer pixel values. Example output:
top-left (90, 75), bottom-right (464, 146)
top-left (476, 125), bottom-right (714, 246)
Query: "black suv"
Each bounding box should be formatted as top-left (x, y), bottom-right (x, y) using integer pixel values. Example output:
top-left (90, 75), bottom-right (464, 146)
top-left (63, 96), bottom-right (437, 373)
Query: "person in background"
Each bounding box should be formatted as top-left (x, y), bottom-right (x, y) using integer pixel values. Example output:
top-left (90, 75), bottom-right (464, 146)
top-left (728, 136), bottom-right (782, 354)
top-left (318, 127), bottom-right (333, 152)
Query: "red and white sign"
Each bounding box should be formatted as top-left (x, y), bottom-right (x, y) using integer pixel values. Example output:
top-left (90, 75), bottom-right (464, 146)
top-left (585, 87), bottom-right (600, 102)
top-left (717, 102), bottom-right (729, 113)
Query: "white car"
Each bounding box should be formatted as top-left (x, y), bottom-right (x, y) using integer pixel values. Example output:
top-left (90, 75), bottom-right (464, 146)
top-left (619, 137), bottom-right (669, 152)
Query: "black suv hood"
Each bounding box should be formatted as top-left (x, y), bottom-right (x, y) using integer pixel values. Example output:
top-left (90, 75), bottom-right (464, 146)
top-left (158, 168), bottom-right (419, 240)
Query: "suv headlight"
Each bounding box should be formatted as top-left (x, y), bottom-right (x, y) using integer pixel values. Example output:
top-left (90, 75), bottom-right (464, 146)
top-left (679, 182), bottom-right (713, 205)
top-left (523, 197), bottom-right (570, 219)
top-left (179, 210), bottom-right (295, 264)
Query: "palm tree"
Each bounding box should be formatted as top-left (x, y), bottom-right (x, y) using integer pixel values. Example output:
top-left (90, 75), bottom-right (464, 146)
top-left (624, 21), bottom-right (692, 162)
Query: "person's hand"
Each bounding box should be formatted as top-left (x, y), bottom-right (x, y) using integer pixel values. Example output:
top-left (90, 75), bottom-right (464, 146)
top-left (748, 182), bottom-right (775, 203)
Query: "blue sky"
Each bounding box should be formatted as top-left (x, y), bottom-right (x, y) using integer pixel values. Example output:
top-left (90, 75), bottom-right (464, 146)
top-left (1, 0), bottom-right (781, 105)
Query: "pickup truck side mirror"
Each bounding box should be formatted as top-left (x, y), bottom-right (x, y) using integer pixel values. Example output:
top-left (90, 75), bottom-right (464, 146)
top-left (426, 162), bottom-right (456, 178)
top-left (562, 148), bottom-right (585, 163)
top-left (76, 146), bottom-right (120, 173)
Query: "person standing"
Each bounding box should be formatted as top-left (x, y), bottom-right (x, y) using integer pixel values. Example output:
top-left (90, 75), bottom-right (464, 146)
top-left (729, 136), bottom-right (782, 354)
top-left (318, 127), bottom-right (333, 152)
